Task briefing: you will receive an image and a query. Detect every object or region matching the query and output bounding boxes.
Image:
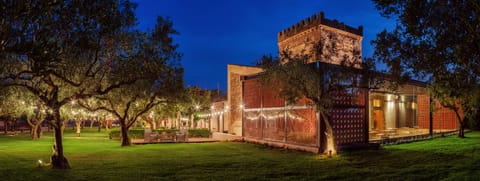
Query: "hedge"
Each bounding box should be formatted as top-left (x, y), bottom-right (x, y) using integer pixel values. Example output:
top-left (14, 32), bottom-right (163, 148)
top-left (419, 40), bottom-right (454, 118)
top-left (109, 129), bottom-right (145, 140)
top-left (109, 128), bottom-right (211, 140)
top-left (188, 129), bottom-right (210, 138)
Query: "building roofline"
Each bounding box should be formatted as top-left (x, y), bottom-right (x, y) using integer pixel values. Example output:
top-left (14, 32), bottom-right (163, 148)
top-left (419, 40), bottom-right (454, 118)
top-left (227, 63), bottom-right (258, 68)
top-left (241, 62), bottom-right (427, 88)
top-left (277, 11), bottom-right (363, 42)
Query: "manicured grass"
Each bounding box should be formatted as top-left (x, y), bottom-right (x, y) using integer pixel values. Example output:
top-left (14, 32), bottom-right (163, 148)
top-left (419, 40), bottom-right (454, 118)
top-left (1, 129), bottom-right (479, 180)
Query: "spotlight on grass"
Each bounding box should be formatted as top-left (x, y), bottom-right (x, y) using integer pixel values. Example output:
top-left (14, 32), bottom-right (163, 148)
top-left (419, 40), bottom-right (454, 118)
top-left (37, 159), bottom-right (43, 167)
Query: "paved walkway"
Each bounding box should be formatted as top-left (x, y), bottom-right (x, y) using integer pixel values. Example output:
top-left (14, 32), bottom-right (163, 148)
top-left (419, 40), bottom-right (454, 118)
top-left (132, 137), bottom-right (218, 145)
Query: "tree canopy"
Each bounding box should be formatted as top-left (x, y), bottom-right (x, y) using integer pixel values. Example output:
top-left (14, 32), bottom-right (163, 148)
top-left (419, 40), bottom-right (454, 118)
top-left (372, 0), bottom-right (480, 137)
top-left (0, 0), bottom-right (183, 168)
top-left (77, 16), bottom-right (183, 146)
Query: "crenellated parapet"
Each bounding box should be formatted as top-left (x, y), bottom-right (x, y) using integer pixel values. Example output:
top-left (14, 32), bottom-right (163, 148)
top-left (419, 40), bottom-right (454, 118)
top-left (277, 12), bottom-right (363, 42)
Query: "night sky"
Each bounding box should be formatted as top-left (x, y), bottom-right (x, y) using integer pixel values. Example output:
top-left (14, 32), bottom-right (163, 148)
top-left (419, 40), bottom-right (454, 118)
top-left (134, 0), bottom-right (396, 91)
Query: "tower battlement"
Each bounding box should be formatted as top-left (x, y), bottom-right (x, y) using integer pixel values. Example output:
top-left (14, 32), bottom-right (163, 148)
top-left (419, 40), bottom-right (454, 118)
top-left (278, 12), bottom-right (363, 42)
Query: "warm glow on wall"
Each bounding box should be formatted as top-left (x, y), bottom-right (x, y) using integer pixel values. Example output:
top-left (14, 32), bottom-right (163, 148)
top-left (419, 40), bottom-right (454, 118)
top-left (411, 102), bottom-right (417, 109)
top-left (387, 101), bottom-right (395, 109)
top-left (386, 94), bottom-right (392, 101)
top-left (373, 99), bottom-right (381, 107)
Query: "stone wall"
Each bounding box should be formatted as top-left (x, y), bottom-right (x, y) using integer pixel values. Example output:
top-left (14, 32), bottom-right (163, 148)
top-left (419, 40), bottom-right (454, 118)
top-left (227, 64), bottom-right (263, 136)
top-left (278, 12), bottom-right (362, 42)
top-left (277, 12), bottom-right (363, 65)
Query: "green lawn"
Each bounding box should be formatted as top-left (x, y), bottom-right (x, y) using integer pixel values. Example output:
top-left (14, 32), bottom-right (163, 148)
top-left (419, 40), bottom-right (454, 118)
top-left (0, 129), bottom-right (479, 180)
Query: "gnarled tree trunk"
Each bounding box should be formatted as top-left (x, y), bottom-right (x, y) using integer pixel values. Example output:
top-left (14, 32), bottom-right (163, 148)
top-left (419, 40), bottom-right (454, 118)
top-left (143, 116), bottom-right (155, 129)
top-left (90, 118), bottom-right (95, 128)
top-left (104, 119), bottom-right (109, 131)
top-left (98, 120), bottom-right (102, 132)
top-left (27, 117), bottom-right (45, 140)
top-left (36, 125), bottom-right (43, 138)
top-left (31, 125), bottom-right (39, 140)
top-left (454, 109), bottom-right (465, 138)
top-left (459, 122), bottom-right (465, 138)
top-left (51, 111), bottom-right (70, 169)
top-left (121, 125), bottom-right (131, 146)
top-left (3, 120), bottom-right (7, 134)
top-left (75, 120), bottom-right (82, 137)
top-left (320, 111), bottom-right (336, 155)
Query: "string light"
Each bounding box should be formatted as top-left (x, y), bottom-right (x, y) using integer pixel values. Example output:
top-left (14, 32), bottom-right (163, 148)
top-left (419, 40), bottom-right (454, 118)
top-left (244, 110), bottom-right (305, 122)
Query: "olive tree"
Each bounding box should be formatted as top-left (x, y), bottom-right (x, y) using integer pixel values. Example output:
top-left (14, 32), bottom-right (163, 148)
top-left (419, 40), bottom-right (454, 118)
top-left (0, 0), bottom-right (137, 169)
top-left (79, 17), bottom-right (183, 146)
top-left (372, 0), bottom-right (480, 137)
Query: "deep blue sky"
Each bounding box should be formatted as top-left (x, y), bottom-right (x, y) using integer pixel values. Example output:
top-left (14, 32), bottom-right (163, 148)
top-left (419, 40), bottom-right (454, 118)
top-left (134, 0), bottom-right (396, 91)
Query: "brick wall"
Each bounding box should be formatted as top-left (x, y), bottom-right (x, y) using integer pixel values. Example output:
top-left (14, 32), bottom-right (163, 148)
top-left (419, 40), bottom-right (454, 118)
top-left (417, 94), bottom-right (459, 130)
top-left (227, 65), bottom-right (263, 136)
top-left (242, 77), bottom-right (369, 148)
top-left (417, 94), bottom-right (430, 129)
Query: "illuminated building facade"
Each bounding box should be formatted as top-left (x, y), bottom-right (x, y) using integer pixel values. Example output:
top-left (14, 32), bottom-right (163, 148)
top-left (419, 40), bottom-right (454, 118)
top-left (233, 12), bottom-right (459, 152)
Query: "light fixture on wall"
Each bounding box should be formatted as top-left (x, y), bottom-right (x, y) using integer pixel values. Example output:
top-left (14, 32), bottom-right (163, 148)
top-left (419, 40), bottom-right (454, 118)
top-left (373, 99), bottom-right (381, 108)
top-left (411, 102), bottom-right (417, 110)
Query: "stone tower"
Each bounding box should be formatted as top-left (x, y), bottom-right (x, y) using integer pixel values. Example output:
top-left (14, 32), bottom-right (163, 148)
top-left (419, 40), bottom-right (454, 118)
top-left (277, 12), bottom-right (363, 65)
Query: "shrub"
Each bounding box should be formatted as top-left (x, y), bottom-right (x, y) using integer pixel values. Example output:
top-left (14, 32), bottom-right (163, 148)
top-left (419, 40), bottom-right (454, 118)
top-left (188, 129), bottom-right (210, 138)
top-left (108, 130), bottom-right (119, 139)
top-left (109, 129), bottom-right (145, 140)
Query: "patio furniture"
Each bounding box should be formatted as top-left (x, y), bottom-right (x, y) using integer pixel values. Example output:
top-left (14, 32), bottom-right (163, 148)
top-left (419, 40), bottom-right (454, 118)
top-left (158, 131), bottom-right (176, 142)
